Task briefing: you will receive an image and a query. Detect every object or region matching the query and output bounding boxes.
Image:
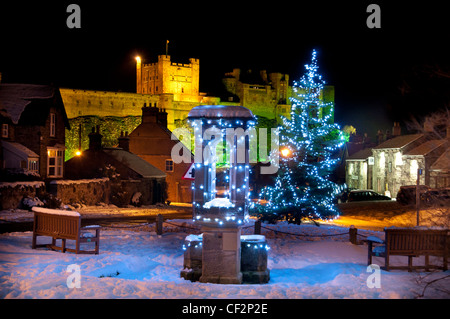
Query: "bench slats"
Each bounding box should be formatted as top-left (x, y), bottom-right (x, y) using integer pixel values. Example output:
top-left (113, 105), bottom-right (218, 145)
top-left (368, 228), bottom-right (448, 271)
top-left (32, 210), bottom-right (100, 254)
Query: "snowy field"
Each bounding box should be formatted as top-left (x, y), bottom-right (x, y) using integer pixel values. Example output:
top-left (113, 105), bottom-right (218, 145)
top-left (0, 219), bottom-right (449, 299)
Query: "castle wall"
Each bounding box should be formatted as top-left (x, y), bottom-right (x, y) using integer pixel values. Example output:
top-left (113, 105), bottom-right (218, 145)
top-left (60, 88), bottom-right (201, 132)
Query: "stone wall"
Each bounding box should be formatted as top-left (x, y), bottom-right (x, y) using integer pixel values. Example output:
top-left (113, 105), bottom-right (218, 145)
top-left (48, 178), bottom-right (164, 206)
top-left (0, 181), bottom-right (46, 210)
top-left (49, 178), bottom-right (111, 206)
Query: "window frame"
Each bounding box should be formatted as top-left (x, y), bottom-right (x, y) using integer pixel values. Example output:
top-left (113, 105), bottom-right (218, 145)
top-left (49, 113), bottom-right (56, 137)
top-left (47, 147), bottom-right (64, 178)
top-left (1, 123), bottom-right (8, 138)
top-left (165, 159), bottom-right (174, 172)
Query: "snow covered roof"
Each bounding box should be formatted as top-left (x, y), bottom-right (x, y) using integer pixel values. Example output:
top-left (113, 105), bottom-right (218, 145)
top-left (430, 147), bottom-right (450, 172)
top-left (404, 139), bottom-right (447, 156)
top-left (102, 148), bottom-right (166, 179)
top-left (1, 140), bottom-right (39, 159)
top-left (346, 148), bottom-right (373, 161)
top-left (0, 84), bottom-right (55, 124)
top-left (187, 105), bottom-right (254, 119)
top-left (373, 134), bottom-right (423, 150)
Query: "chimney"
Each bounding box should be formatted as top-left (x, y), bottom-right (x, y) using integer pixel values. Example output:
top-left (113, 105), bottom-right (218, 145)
top-left (392, 122), bottom-right (401, 136)
top-left (88, 125), bottom-right (102, 151)
top-left (157, 108), bottom-right (168, 127)
top-left (377, 130), bottom-right (384, 145)
top-left (118, 131), bottom-right (130, 152)
top-left (141, 102), bottom-right (158, 123)
top-left (424, 117), bottom-right (434, 134)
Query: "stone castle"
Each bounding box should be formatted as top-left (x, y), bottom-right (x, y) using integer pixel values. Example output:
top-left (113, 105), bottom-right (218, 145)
top-left (60, 54), bottom-right (335, 157)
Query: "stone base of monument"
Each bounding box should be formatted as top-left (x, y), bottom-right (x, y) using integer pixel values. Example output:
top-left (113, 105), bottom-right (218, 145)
top-left (180, 233), bottom-right (270, 284)
top-left (240, 235), bottom-right (270, 284)
top-left (199, 226), bottom-right (243, 284)
top-left (180, 234), bottom-right (203, 282)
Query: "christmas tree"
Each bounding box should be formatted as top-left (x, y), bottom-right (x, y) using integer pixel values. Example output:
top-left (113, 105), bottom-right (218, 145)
top-left (253, 49), bottom-right (345, 223)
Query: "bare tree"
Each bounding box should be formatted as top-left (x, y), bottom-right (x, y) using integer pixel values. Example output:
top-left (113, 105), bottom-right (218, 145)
top-left (406, 107), bottom-right (450, 140)
top-left (405, 108), bottom-right (450, 228)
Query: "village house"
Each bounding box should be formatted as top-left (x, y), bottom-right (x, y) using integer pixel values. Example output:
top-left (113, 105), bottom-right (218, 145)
top-left (64, 126), bottom-right (167, 205)
top-left (128, 103), bottom-right (193, 203)
top-left (345, 122), bottom-right (450, 198)
top-left (0, 82), bottom-right (70, 180)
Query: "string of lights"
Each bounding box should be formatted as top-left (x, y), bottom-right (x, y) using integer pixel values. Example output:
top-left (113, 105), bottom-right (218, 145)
top-left (253, 49), bottom-right (345, 223)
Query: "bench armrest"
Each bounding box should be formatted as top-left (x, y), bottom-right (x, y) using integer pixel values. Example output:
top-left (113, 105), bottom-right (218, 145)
top-left (82, 225), bottom-right (102, 230)
top-left (367, 236), bottom-right (384, 244)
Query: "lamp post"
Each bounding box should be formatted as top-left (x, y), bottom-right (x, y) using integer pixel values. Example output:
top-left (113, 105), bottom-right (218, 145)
top-left (187, 105), bottom-right (255, 284)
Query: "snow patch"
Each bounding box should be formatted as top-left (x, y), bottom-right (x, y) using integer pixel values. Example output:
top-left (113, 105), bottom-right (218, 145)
top-left (31, 206), bottom-right (80, 217)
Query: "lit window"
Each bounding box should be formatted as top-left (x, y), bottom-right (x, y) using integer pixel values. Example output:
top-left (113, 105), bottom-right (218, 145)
top-left (395, 151), bottom-right (403, 166)
top-left (410, 159), bottom-right (418, 179)
top-left (165, 159), bottom-right (174, 172)
top-left (1, 124), bottom-right (8, 138)
top-left (378, 152), bottom-right (385, 169)
top-left (28, 159), bottom-right (39, 174)
top-left (348, 163), bottom-right (354, 175)
top-left (47, 148), bottom-right (64, 177)
top-left (50, 113), bottom-right (56, 137)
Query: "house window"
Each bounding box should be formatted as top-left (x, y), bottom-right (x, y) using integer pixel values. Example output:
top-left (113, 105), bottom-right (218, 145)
top-left (410, 159), bottom-right (418, 180)
top-left (28, 159), bottom-right (39, 174)
top-left (165, 159), bottom-right (174, 172)
top-left (378, 152), bottom-right (385, 169)
top-left (47, 148), bottom-right (64, 177)
top-left (395, 151), bottom-right (403, 166)
top-left (1, 124), bottom-right (8, 138)
top-left (50, 113), bottom-right (56, 137)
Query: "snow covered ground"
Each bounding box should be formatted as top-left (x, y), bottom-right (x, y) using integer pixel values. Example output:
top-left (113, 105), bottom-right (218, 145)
top-left (1, 219), bottom-right (448, 299)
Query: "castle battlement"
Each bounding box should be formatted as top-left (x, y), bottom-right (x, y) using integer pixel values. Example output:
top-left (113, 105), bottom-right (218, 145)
top-left (136, 55), bottom-right (200, 101)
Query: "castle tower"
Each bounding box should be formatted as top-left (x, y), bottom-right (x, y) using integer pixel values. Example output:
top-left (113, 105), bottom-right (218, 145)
top-left (136, 55), bottom-right (201, 103)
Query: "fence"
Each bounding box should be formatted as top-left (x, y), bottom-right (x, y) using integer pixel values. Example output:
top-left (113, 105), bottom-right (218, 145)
top-left (101, 214), bottom-right (369, 244)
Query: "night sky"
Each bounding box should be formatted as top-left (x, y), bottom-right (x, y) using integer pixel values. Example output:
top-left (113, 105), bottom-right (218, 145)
top-left (1, 1), bottom-right (448, 138)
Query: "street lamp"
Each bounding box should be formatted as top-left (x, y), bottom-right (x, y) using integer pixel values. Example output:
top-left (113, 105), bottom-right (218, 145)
top-left (280, 147), bottom-right (291, 158)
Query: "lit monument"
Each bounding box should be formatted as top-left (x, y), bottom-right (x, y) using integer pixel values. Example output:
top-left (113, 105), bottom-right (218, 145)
top-left (187, 105), bottom-right (255, 284)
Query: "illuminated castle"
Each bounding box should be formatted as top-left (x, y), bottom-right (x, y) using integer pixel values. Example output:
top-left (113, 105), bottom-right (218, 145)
top-left (60, 54), bottom-right (335, 159)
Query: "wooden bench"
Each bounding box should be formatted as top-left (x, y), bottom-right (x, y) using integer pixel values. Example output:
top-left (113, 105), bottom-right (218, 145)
top-left (31, 207), bottom-right (100, 254)
top-left (367, 227), bottom-right (448, 271)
